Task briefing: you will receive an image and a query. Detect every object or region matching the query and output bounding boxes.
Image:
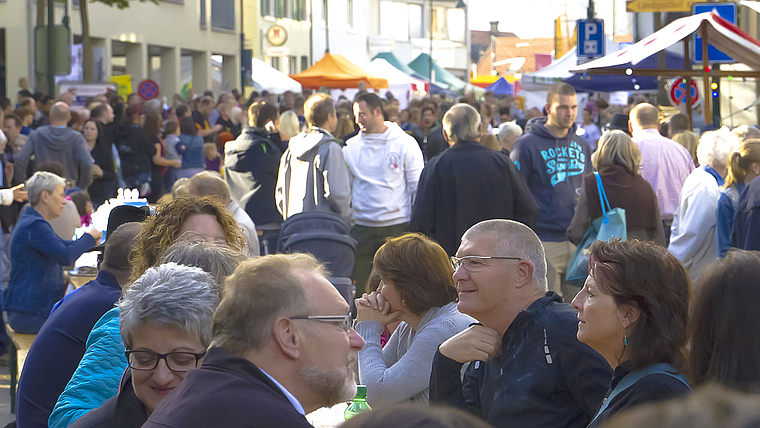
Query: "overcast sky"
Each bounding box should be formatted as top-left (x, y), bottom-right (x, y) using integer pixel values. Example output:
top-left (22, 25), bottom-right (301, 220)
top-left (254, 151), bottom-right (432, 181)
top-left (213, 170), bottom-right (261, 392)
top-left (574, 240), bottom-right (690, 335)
top-left (468, 0), bottom-right (631, 39)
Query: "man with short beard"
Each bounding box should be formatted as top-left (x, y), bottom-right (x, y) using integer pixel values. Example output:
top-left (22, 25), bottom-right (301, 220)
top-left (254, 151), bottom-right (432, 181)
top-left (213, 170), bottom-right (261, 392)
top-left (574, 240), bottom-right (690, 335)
top-left (143, 253), bottom-right (365, 428)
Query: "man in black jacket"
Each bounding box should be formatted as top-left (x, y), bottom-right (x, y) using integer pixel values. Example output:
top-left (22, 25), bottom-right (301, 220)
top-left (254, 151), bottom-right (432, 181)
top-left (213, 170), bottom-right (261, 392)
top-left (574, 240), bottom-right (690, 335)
top-left (88, 103), bottom-right (118, 205)
top-left (430, 219), bottom-right (611, 428)
top-left (410, 103), bottom-right (538, 256)
top-left (224, 101), bottom-right (283, 232)
top-left (143, 253), bottom-right (365, 428)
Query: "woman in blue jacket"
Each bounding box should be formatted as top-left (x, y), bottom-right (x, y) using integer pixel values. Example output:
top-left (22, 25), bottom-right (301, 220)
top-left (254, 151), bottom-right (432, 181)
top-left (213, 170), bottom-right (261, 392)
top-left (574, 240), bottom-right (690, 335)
top-left (5, 172), bottom-right (102, 333)
top-left (176, 117), bottom-right (206, 179)
top-left (716, 139), bottom-right (760, 257)
top-left (572, 239), bottom-right (691, 428)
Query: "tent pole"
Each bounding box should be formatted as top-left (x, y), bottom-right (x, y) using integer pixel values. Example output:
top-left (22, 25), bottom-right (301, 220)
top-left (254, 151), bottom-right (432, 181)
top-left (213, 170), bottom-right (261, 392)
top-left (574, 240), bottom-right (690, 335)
top-left (701, 22), bottom-right (712, 125)
top-left (683, 37), bottom-right (693, 130)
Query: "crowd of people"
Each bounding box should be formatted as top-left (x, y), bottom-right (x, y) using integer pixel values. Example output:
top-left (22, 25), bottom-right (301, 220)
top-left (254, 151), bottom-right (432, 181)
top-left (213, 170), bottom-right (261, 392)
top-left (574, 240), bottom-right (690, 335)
top-left (0, 77), bottom-right (758, 428)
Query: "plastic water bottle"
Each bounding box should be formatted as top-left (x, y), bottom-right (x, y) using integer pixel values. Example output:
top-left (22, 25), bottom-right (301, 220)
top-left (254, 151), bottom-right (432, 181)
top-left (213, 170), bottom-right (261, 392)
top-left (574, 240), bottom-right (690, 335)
top-left (344, 385), bottom-right (371, 420)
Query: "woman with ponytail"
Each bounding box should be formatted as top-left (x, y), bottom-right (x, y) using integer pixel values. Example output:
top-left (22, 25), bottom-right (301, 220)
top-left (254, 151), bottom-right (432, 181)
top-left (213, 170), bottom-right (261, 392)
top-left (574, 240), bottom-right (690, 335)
top-left (715, 139), bottom-right (760, 257)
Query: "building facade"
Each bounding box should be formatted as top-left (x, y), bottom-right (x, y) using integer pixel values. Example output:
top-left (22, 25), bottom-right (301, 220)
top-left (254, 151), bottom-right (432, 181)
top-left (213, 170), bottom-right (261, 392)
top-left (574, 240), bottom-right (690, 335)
top-left (369, 0), bottom-right (469, 79)
top-left (0, 0), bottom-right (242, 99)
top-left (256, 0), bottom-right (372, 75)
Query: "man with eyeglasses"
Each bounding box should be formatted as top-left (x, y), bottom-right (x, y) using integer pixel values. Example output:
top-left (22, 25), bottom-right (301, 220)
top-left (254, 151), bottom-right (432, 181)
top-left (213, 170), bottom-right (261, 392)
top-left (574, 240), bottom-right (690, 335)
top-left (430, 219), bottom-right (611, 428)
top-left (143, 253), bottom-right (365, 428)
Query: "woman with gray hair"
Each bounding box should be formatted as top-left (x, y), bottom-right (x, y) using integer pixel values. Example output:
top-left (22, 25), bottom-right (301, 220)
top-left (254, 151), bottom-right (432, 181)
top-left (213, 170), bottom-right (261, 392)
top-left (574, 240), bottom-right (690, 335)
top-left (69, 263), bottom-right (220, 428)
top-left (5, 171), bottom-right (102, 333)
top-left (669, 128), bottom-right (740, 281)
top-left (49, 239), bottom-right (243, 428)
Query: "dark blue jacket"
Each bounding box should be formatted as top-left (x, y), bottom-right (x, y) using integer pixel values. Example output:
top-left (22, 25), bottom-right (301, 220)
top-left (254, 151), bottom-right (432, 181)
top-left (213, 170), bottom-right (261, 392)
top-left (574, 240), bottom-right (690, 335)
top-left (177, 134), bottom-right (205, 170)
top-left (430, 292), bottom-right (612, 428)
top-left (16, 270), bottom-right (121, 428)
top-left (511, 119), bottom-right (593, 241)
top-left (734, 177), bottom-right (760, 251)
top-left (588, 364), bottom-right (690, 428)
top-left (5, 207), bottom-right (96, 319)
top-left (143, 346), bottom-right (313, 428)
top-left (716, 183), bottom-right (745, 257)
top-left (410, 141), bottom-right (538, 256)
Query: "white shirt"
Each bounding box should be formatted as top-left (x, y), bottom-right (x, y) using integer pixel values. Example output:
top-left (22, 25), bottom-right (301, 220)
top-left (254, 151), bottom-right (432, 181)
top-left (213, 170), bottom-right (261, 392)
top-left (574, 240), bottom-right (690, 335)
top-left (259, 368), bottom-right (306, 415)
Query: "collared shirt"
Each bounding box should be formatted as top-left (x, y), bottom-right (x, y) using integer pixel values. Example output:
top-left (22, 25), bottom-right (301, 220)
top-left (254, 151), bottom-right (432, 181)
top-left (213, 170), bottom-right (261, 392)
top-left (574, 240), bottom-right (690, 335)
top-left (632, 128), bottom-right (695, 219)
top-left (259, 368), bottom-right (306, 415)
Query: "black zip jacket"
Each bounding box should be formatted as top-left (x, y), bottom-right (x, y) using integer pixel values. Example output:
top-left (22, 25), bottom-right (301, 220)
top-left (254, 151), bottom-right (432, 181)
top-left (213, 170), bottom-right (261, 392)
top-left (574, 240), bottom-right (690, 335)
top-left (430, 292), bottom-right (612, 428)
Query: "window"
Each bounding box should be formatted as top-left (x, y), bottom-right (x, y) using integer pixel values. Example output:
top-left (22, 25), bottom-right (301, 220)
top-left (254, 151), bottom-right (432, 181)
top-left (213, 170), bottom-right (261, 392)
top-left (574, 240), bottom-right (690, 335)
top-left (291, 0), bottom-right (306, 21)
top-left (271, 56), bottom-right (281, 71)
top-left (200, 0), bottom-right (207, 28)
top-left (261, 0), bottom-right (272, 16)
top-left (431, 6), bottom-right (446, 39)
top-left (380, 1), bottom-right (409, 42)
top-left (301, 55), bottom-right (309, 71)
top-left (347, 0), bottom-right (354, 28)
top-left (289, 56), bottom-right (297, 74)
top-left (447, 8), bottom-right (465, 43)
top-left (211, 0), bottom-right (235, 31)
top-left (275, 0), bottom-right (286, 18)
top-left (409, 4), bottom-right (423, 38)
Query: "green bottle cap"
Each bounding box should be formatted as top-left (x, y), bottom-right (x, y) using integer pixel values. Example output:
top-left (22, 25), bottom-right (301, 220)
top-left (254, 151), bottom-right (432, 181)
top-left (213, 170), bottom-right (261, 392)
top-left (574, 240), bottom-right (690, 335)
top-left (355, 385), bottom-right (367, 400)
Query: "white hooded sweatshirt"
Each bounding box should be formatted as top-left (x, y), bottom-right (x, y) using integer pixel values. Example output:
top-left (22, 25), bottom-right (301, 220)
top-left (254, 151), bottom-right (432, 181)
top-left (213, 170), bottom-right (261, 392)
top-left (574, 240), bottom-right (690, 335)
top-left (343, 122), bottom-right (424, 227)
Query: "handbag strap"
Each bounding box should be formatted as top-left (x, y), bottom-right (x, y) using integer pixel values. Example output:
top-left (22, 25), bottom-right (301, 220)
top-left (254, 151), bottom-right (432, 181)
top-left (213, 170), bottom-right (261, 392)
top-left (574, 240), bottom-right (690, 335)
top-left (589, 363), bottom-right (690, 425)
top-left (594, 172), bottom-right (612, 216)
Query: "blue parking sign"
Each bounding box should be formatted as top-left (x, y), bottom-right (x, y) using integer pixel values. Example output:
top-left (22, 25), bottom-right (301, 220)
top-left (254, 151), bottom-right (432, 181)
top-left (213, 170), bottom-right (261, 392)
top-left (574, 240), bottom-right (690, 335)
top-left (693, 3), bottom-right (736, 63)
top-left (577, 19), bottom-right (605, 58)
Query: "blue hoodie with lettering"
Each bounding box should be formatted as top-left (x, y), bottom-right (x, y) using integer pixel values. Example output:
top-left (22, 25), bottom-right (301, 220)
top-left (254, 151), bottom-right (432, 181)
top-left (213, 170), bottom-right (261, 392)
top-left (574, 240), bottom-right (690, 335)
top-left (511, 118), bottom-right (592, 241)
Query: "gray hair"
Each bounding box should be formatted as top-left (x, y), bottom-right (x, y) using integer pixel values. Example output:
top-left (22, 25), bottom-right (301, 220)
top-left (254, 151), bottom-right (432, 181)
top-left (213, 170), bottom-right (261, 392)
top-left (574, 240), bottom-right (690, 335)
top-left (498, 122), bottom-right (522, 144)
top-left (159, 234), bottom-right (246, 288)
top-left (27, 171), bottom-right (65, 206)
top-left (442, 104), bottom-right (481, 144)
top-left (697, 128), bottom-right (740, 168)
top-left (463, 219), bottom-right (548, 291)
top-left (119, 262), bottom-right (221, 350)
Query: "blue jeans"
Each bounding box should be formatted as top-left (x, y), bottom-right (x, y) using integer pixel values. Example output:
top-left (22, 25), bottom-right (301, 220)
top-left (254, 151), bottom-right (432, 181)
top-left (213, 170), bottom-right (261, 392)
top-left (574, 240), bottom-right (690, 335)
top-left (7, 311), bottom-right (47, 334)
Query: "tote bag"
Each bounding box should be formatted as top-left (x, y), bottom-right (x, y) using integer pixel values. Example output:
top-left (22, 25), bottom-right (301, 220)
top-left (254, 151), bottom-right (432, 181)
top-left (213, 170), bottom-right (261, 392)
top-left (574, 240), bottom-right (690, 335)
top-left (566, 172), bottom-right (627, 285)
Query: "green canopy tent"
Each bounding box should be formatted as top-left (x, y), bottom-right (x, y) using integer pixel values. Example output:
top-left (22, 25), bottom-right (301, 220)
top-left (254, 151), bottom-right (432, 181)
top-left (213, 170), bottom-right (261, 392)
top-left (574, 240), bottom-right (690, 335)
top-left (373, 52), bottom-right (425, 80)
top-left (407, 53), bottom-right (483, 95)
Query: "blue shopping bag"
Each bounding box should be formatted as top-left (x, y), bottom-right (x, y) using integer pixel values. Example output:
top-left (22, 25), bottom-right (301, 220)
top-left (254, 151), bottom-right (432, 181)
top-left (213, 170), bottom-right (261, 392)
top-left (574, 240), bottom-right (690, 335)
top-left (566, 172), bottom-right (627, 286)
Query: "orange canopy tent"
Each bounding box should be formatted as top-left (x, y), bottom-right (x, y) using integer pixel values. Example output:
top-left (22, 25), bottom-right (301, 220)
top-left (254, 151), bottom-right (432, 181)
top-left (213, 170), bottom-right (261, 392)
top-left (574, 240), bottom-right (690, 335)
top-left (289, 53), bottom-right (388, 89)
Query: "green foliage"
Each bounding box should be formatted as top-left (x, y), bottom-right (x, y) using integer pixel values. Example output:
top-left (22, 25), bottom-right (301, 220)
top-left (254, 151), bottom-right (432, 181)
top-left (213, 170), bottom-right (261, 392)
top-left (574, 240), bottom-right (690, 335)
top-left (90, 0), bottom-right (161, 10)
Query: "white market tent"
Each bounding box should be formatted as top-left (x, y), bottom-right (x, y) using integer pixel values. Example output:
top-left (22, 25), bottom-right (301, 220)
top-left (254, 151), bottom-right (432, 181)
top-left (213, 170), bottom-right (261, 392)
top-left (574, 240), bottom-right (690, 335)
top-left (329, 58), bottom-right (426, 109)
top-left (569, 11), bottom-right (760, 126)
top-left (252, 58), bottom-right (302, 94)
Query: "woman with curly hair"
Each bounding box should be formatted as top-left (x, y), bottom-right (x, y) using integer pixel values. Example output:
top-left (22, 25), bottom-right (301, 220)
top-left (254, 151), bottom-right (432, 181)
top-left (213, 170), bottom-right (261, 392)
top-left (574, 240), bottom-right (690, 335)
top-left (49, 199), bottom-right (246, 428)
top-left (129, 195), bottom-right (246, 280)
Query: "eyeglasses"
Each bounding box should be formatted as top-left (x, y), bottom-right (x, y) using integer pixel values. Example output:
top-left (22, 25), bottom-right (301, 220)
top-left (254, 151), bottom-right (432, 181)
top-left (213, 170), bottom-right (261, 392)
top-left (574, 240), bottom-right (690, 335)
top-left (289, 314), bottom-right (353, 332)
top-left (125, 350), bottom-right (206, 372)
top-left (450, 255), bottom-right (522, 272)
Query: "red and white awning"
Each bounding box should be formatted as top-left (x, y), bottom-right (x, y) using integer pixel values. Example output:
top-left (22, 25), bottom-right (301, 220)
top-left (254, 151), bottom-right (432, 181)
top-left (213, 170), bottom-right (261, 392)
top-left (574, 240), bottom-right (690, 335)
top-left (571, 12), bottom-right (760, 72)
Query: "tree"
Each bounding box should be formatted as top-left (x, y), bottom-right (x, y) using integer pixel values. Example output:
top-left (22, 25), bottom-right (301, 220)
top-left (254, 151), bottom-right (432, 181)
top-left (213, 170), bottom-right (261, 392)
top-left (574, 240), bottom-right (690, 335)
top-left (80, 0), bottom-right (162, 82)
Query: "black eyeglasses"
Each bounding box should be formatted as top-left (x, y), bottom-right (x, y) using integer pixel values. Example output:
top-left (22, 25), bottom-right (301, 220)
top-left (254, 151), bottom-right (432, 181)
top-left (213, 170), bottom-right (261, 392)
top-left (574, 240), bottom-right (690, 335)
top-left (125, 350), bottom-right (206, 372)
top-left (450, 255), bottom-right (522, 272)
top-left (289, 314), bottom-right (353, 332)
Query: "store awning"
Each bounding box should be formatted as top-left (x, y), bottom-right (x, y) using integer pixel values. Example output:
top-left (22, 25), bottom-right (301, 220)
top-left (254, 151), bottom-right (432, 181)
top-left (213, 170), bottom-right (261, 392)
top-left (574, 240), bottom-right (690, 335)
top-left (289, 53), bottom-right (388, 89)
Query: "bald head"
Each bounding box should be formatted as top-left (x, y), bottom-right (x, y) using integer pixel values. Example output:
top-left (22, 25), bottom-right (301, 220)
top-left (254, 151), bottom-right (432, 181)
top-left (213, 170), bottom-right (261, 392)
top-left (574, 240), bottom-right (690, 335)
top-left (50, 102), bottom-right (71, 126)
top-left (442, 103), bottom-right (481, 145)
top-left (629, 103), bottom-right (659, 130)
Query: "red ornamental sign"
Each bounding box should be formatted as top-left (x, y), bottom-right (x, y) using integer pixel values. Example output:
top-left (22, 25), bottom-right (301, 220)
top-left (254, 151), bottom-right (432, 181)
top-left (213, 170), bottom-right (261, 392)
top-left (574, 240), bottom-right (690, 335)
top-left (668, 77), bottom-right (700, 107)
top-left (138, 79), bottom-right (159, 101)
